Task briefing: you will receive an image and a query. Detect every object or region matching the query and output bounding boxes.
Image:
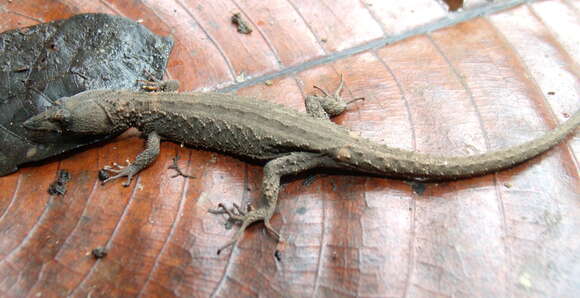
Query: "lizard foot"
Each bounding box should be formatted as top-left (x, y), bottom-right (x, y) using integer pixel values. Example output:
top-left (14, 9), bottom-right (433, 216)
top-left (308, 74), bottom-right (364, 118)
top-left (138, 69), bottom-right (180, 92)
top-left (208, 203), bottom-right (280, 255)
top-left (168, 155), bottom-right (195, 179)
top-left (313, 74), bottom-right (364, 104)
top-left (101, 161), bottom-right (138, 186)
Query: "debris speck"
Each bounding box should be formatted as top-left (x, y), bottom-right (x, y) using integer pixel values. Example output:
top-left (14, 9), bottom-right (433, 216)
top-left (408, 181), bottom-right (426, 195)
top-left (231, 13), bottom-right (253, 34)
top-left (518, 272), bottom-right (532, 289)
top-left (98, 169), bottom-right (110, 181)
top-left (48, 170), bottom-right (71, 196)
top-left (209, 154), bottom-right (218, 163)
top-left (91, 247), bottom-right (108, 259)
top-left (235, 72), bottom-right (247, 82)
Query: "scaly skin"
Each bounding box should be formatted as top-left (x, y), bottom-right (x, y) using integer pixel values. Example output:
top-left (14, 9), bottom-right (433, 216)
top-left (23, 79), bottom-right (580, 254)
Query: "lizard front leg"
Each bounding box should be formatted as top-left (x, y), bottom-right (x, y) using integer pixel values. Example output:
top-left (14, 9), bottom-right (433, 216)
top-left (138, 69), bottom-right (180, 92)
top-left (209, 152), bottom-right (338, 254)
top-left (304, 74), bottom-right (364, 120)
top-left (139, 79), bottom-right (180, 92)
top-left (101, 131), bottom-right (161, 186)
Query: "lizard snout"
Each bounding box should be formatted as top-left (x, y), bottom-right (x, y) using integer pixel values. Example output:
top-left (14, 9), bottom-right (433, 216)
top-left (23, 113), bottom-right (60, 132)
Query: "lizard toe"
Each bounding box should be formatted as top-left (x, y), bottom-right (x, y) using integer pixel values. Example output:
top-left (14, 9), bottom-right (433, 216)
top-left (211, 204), bottom-right (280, 255)
top-left (101, 164), bottom-right (137, 186)
top-left (208, 202), bottom-right (247, 221)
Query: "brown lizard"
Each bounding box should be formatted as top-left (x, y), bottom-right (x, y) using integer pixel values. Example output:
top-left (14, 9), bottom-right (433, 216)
top-left (23, 78), bottom-right (580, 254)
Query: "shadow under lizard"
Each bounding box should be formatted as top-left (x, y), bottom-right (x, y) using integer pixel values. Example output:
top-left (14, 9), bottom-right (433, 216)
top-left (23, 78), bottom-right (580, 254)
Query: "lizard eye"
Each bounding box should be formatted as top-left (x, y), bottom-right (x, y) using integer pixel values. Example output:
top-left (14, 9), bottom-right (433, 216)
top-left (54, 109), bottom-right (70, 121)
top-left (50, 109), bottom-right (71, 129)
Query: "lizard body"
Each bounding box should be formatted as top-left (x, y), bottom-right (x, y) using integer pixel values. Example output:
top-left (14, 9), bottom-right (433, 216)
top-left (23, 80), bottom-right (580, 253)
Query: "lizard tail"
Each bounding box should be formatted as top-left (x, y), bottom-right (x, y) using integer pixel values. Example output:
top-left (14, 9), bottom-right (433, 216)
top-left (346, 111), bottom-right (579, 181)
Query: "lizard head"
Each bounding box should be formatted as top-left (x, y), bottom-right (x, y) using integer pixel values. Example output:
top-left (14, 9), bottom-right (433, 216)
top-left (23, 90), bottom-right (123, 137)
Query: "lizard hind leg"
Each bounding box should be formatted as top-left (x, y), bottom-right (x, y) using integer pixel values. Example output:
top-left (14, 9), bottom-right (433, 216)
top-left (208, 152), bottom-right (338, 255)
top-left (306, 74), bottom-right (364, 120)
top-left (100, 132), bottom-right (161, 186)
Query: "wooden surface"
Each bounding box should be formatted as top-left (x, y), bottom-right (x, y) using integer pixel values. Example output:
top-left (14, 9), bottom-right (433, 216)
top-left (0, 0), bottom-right (579, 297)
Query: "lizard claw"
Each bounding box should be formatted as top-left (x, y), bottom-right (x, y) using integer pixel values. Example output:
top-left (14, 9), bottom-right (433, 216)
top-left (209, 203), bottom-right (280, 255)
top-left (102, 160), bottom-right (130, 173)
top-left (208, 203), bottom-right (247, 219)
top-left (101, 160), bottom-right (137, 186)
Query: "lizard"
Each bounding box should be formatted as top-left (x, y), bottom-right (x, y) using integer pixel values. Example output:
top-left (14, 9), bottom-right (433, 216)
top-left (22, 77), bottom-right (580, 254)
